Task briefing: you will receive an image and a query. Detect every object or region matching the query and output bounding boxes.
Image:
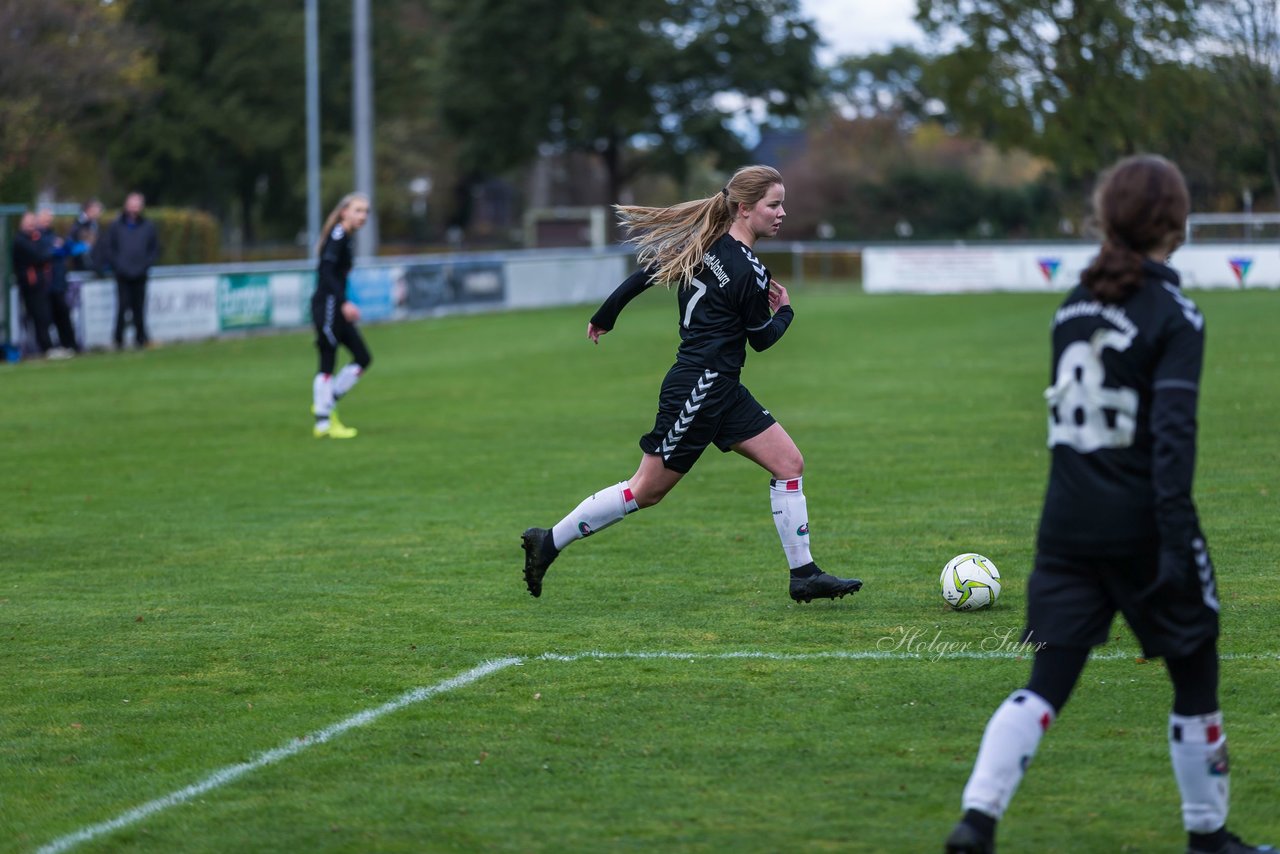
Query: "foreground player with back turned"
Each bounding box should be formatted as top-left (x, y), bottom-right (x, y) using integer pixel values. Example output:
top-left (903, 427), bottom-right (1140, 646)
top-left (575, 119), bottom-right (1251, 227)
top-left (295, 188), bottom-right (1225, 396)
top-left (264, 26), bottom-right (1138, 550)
top-left (944, 156), bottom-right (1274, 854)
top-left (311, 193), bottom-right (373, 439)
top-left (521, 165), bottom-right (862, 603)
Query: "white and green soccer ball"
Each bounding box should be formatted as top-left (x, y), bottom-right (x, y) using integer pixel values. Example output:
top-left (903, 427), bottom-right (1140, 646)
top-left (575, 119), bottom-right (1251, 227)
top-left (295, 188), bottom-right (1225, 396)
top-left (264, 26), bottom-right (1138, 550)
top-left (940, 553), bottom-right (1002, 610)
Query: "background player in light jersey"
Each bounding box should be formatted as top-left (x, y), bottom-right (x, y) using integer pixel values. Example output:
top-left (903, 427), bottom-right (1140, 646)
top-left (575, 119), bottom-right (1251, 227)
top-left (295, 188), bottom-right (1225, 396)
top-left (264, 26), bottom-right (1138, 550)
top-left (945, 156), bottom-right (1274, 854)
top-left (521, 165), bottom-right (862, 604)
top-left (311, 193), bottom-right (373, 439)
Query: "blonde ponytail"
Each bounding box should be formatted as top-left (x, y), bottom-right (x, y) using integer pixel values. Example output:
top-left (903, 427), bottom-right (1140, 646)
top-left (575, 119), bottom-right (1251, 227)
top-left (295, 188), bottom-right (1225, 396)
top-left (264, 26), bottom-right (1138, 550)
top-left (616, 165), bottom-right (783, 288)
top-left (316, 192), bottom-right (369, 256)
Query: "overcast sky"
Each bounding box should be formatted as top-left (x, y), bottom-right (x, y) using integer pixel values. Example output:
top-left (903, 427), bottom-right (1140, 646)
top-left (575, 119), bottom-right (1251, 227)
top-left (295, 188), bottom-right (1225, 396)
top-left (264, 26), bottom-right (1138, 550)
top-left (801, 0), bottom-right (925, 58)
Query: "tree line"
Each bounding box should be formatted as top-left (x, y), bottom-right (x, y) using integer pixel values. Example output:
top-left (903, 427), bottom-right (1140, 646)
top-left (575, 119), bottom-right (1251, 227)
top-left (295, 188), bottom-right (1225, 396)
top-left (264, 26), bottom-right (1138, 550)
top-left (1, 0), bottom-right (1275, 251)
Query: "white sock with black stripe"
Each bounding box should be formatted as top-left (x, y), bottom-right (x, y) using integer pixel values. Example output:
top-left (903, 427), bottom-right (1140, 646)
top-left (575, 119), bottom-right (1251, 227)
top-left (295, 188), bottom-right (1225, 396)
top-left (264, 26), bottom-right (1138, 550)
top-left (550, 481), bottom-right (640, 551)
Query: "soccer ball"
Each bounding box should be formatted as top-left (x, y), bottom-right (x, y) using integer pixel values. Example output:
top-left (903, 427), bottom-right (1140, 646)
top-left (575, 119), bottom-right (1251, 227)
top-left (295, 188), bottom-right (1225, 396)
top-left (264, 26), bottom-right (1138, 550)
top-left (940, 553), bottom-right (1002, 610)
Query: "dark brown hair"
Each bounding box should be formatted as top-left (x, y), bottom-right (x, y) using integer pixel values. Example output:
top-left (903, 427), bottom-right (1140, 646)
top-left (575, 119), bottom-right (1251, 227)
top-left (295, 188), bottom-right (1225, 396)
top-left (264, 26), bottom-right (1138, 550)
top-left (1080, 155), bottom-right (1189, 303)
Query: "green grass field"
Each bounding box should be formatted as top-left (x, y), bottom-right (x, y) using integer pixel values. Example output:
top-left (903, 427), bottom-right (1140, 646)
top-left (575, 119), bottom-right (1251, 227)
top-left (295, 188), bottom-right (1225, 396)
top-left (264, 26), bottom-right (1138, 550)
top-left (3, 285), bottom-right (1278, 853)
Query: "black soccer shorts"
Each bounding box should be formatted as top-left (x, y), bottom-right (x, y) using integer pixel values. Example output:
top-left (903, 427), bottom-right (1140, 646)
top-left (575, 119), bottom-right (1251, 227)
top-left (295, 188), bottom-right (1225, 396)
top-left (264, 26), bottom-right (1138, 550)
top-left (312, 296), bottom-right (371, 374)
top-left (638, 363), bottom-right (776, 473)
top-left (1023, 551), bottom-right (1220, 660)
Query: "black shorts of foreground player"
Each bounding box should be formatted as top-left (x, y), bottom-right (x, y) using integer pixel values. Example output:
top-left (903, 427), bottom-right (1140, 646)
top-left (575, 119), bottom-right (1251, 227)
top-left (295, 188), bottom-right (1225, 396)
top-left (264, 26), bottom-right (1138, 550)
top-left (521, 165), bottom-right (862, 604)
top-left (944, 156), bottom-right (1273, 854)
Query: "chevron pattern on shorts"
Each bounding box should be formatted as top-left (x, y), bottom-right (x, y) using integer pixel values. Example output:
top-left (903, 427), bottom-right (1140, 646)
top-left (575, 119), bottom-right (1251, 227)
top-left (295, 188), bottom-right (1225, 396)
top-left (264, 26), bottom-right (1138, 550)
top-left (660, 370), bottom-right (719, 460)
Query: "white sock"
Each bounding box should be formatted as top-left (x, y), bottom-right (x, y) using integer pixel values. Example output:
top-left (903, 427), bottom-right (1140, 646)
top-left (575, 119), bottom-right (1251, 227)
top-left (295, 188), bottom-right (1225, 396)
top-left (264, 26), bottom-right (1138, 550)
top-left (333, 364), bottom-right (362, 400)
top-left (313, 373), bottom-right (335, 421)
top-left (961, 690), bottom-right (1056, 820)
top-left (1170, 711), bottom-right (1230, 833)
top-left (770, 477), bottom-right (812, 569)
top-left (550, 481), bottom-right (639, 550)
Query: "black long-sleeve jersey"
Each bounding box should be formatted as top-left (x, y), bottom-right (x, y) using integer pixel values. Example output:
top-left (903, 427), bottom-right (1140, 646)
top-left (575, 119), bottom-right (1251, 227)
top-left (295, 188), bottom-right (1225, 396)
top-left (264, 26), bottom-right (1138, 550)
top-left (315, 224), bottom-right (353, 303)
top-left (1037, 259), bottom-right (1205, 558)
top-left (590, 232), bottom-right (794, 373)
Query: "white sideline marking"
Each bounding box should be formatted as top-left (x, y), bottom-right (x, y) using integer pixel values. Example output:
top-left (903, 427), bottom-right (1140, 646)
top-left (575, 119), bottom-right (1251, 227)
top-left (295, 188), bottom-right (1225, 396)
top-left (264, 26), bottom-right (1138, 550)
top-left (537, 649), bottom-right (1276, 663)
top-left (35, 647), bottom-right (1277, 853)
top-left (35, 657), bottom-right (522, 854)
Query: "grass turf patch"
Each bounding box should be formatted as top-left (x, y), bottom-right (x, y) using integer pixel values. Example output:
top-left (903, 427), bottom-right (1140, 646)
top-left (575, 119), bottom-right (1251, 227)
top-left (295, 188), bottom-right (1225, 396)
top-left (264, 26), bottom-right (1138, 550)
top-left (2, 285), bottom-right (1277, 851)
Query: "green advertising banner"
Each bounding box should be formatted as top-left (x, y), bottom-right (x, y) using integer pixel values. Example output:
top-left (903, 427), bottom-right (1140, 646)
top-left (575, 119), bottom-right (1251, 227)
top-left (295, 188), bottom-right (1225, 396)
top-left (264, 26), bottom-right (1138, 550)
top-left (217, 273), bottom-right (272, 330)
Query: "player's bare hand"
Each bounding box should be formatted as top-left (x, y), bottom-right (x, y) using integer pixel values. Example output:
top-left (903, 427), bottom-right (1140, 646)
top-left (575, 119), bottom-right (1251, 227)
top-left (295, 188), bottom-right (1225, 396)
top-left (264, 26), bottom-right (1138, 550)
top-left (587, 322), bottom-right (609, 344)
top-left (341, 301), bottom-right (361, 323)
top-left (769, 279), bottom-right (790, 312)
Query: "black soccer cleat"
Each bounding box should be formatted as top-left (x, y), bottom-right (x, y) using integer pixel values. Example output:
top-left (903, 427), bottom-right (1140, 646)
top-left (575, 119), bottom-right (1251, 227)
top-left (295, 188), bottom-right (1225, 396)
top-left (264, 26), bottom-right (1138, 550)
top-left (521, 527), bottom-right (559, 598)
top-left (1189, 832), bottom-right (1279, 854)
top-left (788, 563), bottom-right (863, 603)
top-left (944, 820), bottom-right (995, 854)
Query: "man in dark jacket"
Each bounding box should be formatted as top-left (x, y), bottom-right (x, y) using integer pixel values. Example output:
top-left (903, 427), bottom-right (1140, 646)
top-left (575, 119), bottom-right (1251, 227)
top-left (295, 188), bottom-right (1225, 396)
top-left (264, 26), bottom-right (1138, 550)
top-left (10, 211), bottom-right (53, 354)
top-left (101, 192), bottom-right (159, 348)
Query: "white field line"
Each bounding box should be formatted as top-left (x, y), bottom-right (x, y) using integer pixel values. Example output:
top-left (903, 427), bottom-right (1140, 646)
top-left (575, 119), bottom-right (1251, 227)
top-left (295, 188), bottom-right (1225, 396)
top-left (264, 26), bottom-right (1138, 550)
top-left (33, 648), bottom-right (1278, 853)
top-left (35, 657), bottom-right (523, 854)
top-left (537, 649), bottom-right (1279, 663)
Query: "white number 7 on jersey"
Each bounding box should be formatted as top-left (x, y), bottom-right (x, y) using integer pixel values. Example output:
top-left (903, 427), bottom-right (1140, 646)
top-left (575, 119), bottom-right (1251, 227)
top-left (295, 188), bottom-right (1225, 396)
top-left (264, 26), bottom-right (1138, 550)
top-left (682, 281), bottom-right (707, 328)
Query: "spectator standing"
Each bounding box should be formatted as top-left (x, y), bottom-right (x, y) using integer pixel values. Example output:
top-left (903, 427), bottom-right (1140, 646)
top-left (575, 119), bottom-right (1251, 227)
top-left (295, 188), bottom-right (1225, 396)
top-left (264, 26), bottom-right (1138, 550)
top-left (101, 192), bottom-right (159, 349)
top-left (36, 208), bottom-right (79, 357)
top-left (66, 199), bottom-right (104, 273)
top-left (10, 211), bottom-right (53, 355)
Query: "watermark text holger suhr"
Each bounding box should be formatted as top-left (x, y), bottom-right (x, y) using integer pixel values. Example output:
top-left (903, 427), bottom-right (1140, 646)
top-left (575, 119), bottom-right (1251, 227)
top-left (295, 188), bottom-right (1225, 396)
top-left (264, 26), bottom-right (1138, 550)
top-left (877, 625), bottom-right (1047, 661)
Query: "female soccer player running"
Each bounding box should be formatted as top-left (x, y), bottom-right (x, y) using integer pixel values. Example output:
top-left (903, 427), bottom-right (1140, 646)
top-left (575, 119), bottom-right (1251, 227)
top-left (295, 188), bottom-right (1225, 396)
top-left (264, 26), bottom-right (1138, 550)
top-left (945, 156), bottom-right (1274, 854)
top-left (311, 193), bottom-right (373, 439)
top-left (520, 165), bottom-right (862, 603)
